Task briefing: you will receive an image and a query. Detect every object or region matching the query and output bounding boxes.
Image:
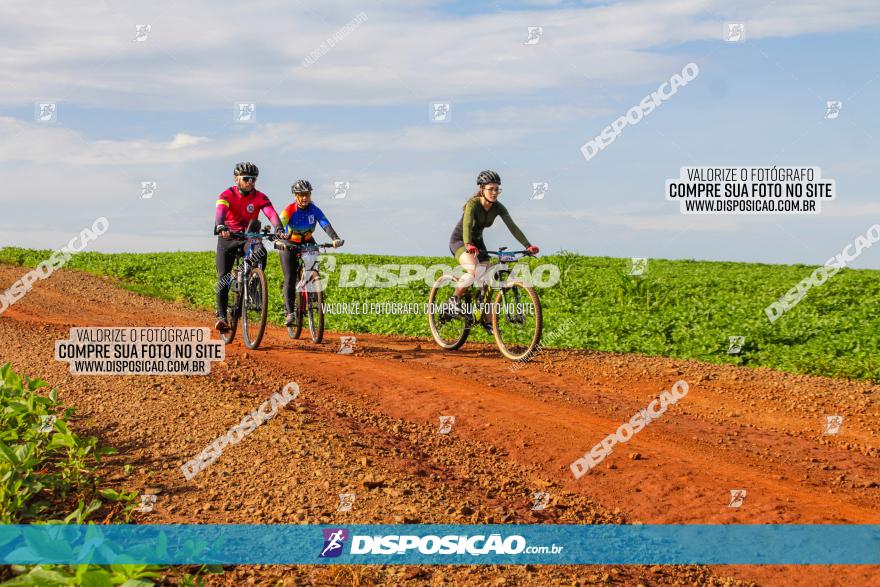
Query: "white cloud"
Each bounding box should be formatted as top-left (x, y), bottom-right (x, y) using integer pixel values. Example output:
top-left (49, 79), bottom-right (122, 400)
top-left (0, 117), bottom-right (226, 165)
top-left (2, 1), bottom-right (878, 109)
top-left (169, 133), bottom-right (209, 149)
top-left (0, 115), bottom-right (547, 166)
top-left (3, 0), bottom-right (880, 267)
top-left (528, 204), bottom-right (744, 232)
top-left (815, 201), bottom-right (880, 218)
top-left (468, 104), bottom-right (613, 126)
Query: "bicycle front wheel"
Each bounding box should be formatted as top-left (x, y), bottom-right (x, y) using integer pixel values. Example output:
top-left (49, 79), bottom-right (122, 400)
top-left (427, 275), bottom-right (470, 350)
top-left (242, 268), bottom-right (268, 349)
top-left (221, 278), bottom-right (241, 345)
top-left (491, 280), bottom-right (542, 361)
top-left (288, 268), bottom-right (304, 340)
top-left (306, 289), bottom-right (324, 343)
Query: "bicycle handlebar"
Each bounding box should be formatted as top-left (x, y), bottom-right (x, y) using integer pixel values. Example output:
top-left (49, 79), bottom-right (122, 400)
top-left (228, 231), bottom-right (273, 239)
top-left (216, 227), bottom-right (288, 243)
top-left (216, 227), bottom-right (340, 250)
top-left (273, 240), bottom-right (337, 251)
top-left (485, 249), bottom-right (534, 257)
top-left (215, 225), bottom-right (275, 239)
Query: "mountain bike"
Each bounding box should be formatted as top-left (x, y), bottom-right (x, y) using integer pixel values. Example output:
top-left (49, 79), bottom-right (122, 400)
top-left (427, 247), bottom-right (543, 361)
top-left (275, 241), bottom-right (336, 343)
top-left (219, 226), bottom-right (281, 350)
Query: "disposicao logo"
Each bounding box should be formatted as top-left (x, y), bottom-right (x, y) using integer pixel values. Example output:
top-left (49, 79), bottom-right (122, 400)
top-left (319, 528), bottom-right (349, 558)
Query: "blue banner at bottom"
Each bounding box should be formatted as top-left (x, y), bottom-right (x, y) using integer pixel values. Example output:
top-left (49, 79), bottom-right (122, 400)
top-left (0, 525), bottom-right (877, 565)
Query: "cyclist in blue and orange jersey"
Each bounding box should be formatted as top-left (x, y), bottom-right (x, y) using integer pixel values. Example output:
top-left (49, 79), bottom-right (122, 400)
top-left (448, 170), bottom-right (539, 331)
top-left (278, 180), bottom-right (344, 327)
top-left (213, 162), bottom-right (285, 332)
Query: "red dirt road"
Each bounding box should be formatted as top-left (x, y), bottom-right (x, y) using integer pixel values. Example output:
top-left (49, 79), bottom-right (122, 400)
top-left (1, 265), bottom-right (878, 586)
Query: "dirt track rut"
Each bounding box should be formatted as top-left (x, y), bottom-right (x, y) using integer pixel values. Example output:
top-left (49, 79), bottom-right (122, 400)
top-left (0, 265), bottom-right (878, 586)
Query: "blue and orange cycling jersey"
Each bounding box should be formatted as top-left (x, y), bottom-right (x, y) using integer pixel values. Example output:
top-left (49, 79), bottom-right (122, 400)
top-left (279, 202), bottom-right (331, 243)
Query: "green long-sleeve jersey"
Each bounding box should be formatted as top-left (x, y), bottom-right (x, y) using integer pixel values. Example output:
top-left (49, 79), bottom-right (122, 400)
top-left (449, 197), bottom-right (531, 249)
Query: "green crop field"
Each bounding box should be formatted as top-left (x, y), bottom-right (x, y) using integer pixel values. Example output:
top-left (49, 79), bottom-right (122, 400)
top-left (0, 363), bottom-right (222, 585)
top-left (2, 247), bottom-right (879, 382)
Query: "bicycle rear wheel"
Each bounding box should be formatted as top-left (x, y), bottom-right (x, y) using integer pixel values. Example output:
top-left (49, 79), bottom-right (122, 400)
top-left (491, 280), bottom-right (542, 361)
top-left (242, 268), bottom-right (268, 349)
top-left (221, 278), bottom-right (240, 345)
top-left (427, 275), bottom-right (470, 350)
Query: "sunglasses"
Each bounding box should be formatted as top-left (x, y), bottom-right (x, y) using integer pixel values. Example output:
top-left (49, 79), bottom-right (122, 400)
top-left (240, 176), bottom-right (257, 182)
top-left (295, 192), bottom-right (312, 197)
top-left (483, 187), bottom-right (502, 193)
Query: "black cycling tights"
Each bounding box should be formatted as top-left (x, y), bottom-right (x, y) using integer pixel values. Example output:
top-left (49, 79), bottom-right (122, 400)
top-left (215, 237), bottom-right (266, 318)
top-left (278, 247), bottom-right (302, 314)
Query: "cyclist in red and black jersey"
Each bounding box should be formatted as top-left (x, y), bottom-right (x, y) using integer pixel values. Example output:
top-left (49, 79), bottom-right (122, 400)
top-left (213, 162), bottom-right (284, 332)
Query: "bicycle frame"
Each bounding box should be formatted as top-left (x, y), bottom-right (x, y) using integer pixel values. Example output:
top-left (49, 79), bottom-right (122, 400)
top-left (463, 248), bottom-right (531, 321)
top-left (243, 237), bottom-right (263, 273)
top-left (216, 227), bottom-right (279, 348)
top-left (427, 245), bottom-right (541, 360)
top-left (296, 245), bottom-right (323, 295)
top-left (274, 240), bottom-right (333, 310)
top-left (229, 232), bottom-right (269, 309)
top-left (277, 240), bottom-right (334, 344)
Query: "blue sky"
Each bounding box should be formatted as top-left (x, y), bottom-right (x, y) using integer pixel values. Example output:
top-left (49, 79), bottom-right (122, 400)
top-left (1, 0), bottom-right (879, 268)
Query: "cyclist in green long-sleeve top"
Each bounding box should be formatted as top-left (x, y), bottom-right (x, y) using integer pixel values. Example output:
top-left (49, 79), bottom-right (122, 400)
top-left (447, 170), bottom-right (539, 330)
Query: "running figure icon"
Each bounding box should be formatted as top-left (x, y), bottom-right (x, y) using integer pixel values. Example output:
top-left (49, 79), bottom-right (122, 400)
top-left (320, 529), bottom-right (348, 558)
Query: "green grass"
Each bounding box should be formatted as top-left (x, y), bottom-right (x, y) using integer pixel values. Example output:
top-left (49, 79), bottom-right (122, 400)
top-left (0, 363), bottom-right (220, 586)
top-left (0, 363), bottom-right (134, 525)
top-left (2, 246), bottom-right (879, 382)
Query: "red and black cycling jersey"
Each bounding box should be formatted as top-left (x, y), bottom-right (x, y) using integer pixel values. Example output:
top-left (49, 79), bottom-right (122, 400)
top-left (214, 186), bottom-right (281, 232)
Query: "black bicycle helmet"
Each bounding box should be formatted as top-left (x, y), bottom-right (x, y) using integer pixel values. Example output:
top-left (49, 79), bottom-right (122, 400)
top-left (476, 170), bottom-right (501, 185)
top-left (291, 179), bottom-right (313, 194)
top-left (234, 161), bottom-right (259, 176)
